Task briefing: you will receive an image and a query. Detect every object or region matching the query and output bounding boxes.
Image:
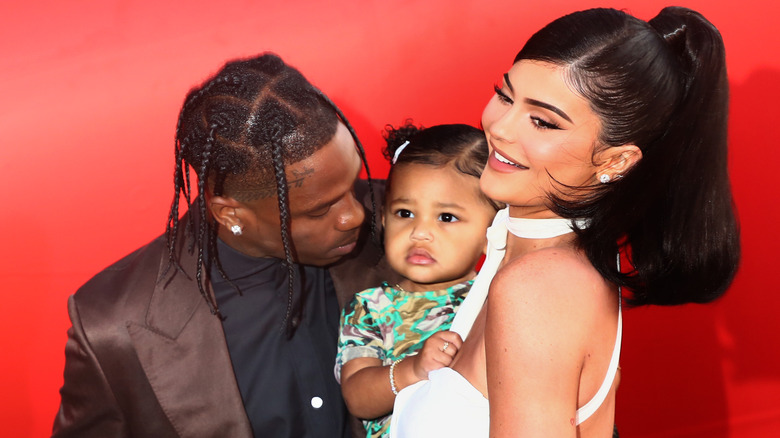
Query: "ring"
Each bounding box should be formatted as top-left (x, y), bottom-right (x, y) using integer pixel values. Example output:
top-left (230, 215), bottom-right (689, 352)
top-left (441, 341), bottom-right (450, 352)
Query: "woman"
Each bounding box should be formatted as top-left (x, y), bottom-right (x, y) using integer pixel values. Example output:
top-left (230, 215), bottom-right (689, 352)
top-left (391, 7), bottom-right (739, 437)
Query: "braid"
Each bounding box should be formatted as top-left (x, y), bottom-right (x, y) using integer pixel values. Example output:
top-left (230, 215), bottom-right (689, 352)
top-left (167, 53), bottom-right (359, 333)
top-left (162, 139), bottom-right (187, 279)
top-left (165, 75), bottom-right (230, 278)
top-left (316, 90), bottom-right (378, 243)
top-left (209, 169), bottom-right (242, 298)
top-left (270, 139), bottom-right (298, 336)
top-left (182, 153), bottom-right (195, 253)
top-left (195, 123), bottom-right (221, 316)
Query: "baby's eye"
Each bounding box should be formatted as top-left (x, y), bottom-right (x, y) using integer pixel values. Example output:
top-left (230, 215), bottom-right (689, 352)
top-left (395, 209), bottom-right (414, 218)
top-left (438, 213), bottom-right (459, 223)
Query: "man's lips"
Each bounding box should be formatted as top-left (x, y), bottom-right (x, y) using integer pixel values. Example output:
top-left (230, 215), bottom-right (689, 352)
top-left (406, 247), bottom-right (435, 265)
top-left (331, 237), bottom-right (359, 256)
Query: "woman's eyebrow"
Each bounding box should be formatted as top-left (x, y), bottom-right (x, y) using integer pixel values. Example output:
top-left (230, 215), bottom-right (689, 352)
top-left (504, 72), bottom-right (573, 123)
top-left (524, 98), bottom-right (573, 123)
top-left (503, 73), bottom-right (514, 92)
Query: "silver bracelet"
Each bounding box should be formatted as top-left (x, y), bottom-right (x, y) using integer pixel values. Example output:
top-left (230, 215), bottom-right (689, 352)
top-left (389, 357), bottom-right (404, 395)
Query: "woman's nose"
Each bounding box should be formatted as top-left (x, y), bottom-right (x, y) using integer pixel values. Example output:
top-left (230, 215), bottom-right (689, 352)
top-left (485, 105), bottom-right (518, 145)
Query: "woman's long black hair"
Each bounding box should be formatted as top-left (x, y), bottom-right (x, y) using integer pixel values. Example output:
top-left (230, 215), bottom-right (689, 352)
top-left (514, 7), bottom-right (740, 305)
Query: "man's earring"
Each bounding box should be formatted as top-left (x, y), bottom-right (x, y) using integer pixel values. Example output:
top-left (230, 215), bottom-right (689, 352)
top-left (230, 225), bottom-right (243, 236)
top-left (599, 174), bottom-right (611, 184)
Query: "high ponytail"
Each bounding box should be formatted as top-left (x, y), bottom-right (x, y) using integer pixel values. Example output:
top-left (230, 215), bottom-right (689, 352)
top-left (514, 7), bottom-right (740, 305)
top-left (632, 6), bottom-right (739, 304)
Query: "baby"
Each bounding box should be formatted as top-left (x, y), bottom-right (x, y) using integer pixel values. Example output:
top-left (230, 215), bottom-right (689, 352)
top-left (335, 122), bottom-right (500, 437)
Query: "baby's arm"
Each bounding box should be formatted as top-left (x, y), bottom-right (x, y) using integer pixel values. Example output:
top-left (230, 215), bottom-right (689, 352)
top-left (340, 330), bottom-right (463, 419)
top-left (407, 330), bottom-right (462, 380)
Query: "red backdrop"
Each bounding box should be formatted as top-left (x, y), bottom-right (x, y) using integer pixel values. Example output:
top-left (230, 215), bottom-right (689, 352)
top-left (2, 1), bottom-right (778, 436)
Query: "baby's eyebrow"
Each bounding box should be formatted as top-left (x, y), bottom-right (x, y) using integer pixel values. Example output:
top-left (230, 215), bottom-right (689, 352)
top-left (435, 202), bottom-right (465, 210)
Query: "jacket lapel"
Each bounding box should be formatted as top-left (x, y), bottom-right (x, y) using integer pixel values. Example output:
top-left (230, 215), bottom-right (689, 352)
top-left (128, 236), bottom-right (253, 438)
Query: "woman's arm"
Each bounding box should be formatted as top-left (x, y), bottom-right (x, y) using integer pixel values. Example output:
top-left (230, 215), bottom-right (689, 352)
top-left (485, 248), bottom-right (595, 437)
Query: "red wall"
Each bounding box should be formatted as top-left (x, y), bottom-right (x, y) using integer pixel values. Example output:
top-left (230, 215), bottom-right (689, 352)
top-left (1, 1), bottom-right (778, 436)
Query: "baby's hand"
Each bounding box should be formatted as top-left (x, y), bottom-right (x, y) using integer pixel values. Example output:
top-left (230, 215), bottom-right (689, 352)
top-left (412, 330), bottom-right (463, 380)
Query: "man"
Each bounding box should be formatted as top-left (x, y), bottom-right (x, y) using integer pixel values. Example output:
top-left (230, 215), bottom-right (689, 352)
top-left (52, 53), bottom-right (398, 438)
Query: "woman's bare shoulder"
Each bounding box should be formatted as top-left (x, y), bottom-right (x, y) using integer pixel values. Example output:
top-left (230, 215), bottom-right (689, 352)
top-left (488, 246), bottom-right (607, 334)
top-left (493, 246), bottom-right (600, 296)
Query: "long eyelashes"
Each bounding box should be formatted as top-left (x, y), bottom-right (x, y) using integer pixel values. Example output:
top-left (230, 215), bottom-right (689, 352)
top-left (493, 84), bottom-right (561, 130)
top-left (493, 84), bottom-right (513, 104)
top-left (531, 116), bottom-right (561, 130)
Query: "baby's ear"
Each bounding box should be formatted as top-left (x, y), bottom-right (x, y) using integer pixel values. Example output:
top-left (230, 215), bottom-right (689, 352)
top-left (595, 144), bottom-right (642, 180)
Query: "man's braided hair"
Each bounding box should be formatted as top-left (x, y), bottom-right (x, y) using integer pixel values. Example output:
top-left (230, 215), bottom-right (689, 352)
top-left (164, 53), bottom-right (375, 334)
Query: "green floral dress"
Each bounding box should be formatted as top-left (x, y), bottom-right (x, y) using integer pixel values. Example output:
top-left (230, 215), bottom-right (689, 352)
top-left (335, 280), bottom-right (472, 438)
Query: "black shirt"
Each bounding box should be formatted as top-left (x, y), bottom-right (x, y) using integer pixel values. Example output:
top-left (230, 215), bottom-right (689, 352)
top-left (211, 239), bottom-right (349, 438)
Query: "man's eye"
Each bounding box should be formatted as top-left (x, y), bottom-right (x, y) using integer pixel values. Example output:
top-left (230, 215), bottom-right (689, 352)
top-left (308, 206), bottom-right (330, 218)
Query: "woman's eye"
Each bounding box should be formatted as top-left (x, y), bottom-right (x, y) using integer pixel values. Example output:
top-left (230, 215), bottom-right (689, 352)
top-left (396, 209), bottom-right (414, 218)
top-left (531, 116), bottom-right (561, 130)
top-left (438, 213), bottom-right (459, 223)
top-left (493, 84), bottom-right (513, 105)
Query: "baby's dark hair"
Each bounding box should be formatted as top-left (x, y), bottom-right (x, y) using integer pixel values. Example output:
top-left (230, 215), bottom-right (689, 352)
top-left (383, 120), bottom-right (501, 211)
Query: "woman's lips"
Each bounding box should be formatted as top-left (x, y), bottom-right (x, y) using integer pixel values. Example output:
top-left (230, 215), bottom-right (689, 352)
top-left (488, 147), bottom-right (528, 173)
top-left (406, 247), bottom-right (435, 265)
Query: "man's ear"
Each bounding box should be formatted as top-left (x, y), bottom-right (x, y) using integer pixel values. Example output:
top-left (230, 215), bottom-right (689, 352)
top-left (209, 195), bottom-right (245, 230)
top-left (595, 144), bottom-right (643, 180)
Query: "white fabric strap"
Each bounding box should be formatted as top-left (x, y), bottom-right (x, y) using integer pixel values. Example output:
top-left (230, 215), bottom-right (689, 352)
top-left (451, 207), bottom-right (622, 425)
top-left (505, 216), bottom-right (587, 239)
top-left (575, 255), bottom-right (623, 425)
top-left (450, 208), bottom-right (508, 339)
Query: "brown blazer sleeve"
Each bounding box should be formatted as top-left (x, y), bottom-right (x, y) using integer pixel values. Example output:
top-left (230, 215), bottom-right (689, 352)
top-left (52, 296), bottom-right (127, 438)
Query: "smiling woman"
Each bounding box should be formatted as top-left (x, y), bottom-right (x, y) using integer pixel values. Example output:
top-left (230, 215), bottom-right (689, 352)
top-left (390, 7), bottom-right (740, 438)
top-left (481, 61), bottom-right (624, 213)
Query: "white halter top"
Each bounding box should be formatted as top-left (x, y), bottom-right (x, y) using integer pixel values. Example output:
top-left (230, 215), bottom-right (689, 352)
top-left (390, 208), bottom-right (622, 436)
